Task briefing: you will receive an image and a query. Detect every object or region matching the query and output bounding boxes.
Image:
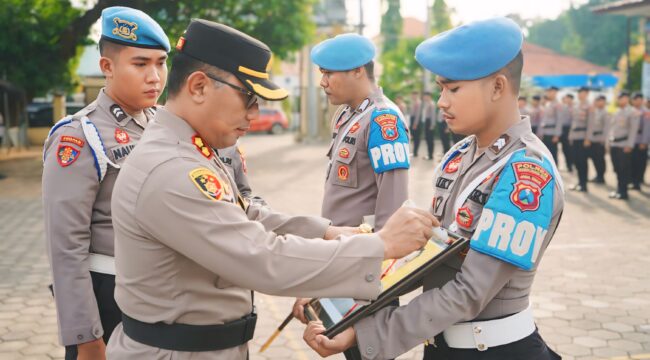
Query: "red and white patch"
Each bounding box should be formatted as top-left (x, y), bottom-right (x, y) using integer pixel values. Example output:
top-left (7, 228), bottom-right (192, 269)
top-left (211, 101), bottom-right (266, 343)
top-left (349, 123), bottom-right (361, 134)
top-left (456, 206), bottom-right (473, 228)
top-left (510, 161), bottom-right (552, 212)
top-left (192, 135), bottom-right (213, 159)
top-left (56, 145), bottom-right (81, 167)
top-left (444, 156), bottom-right (462, 174)
top-left (374, 114), bottom-right (399, 141)
top-left (114, 128), bottom-right (130, 144)
top-left (337, 165), bottom-right (349, 181)
top-left (339, 148), bottom-right (350, 159)
top-left (60, 135), bottom-right (85, 148)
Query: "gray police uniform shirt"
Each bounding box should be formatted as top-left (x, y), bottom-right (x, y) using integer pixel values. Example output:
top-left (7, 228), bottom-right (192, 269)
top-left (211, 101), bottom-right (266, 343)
top-left (559, 103), bottom-right (573, 127)
top-left (529, 105), bottom-right (542, 129)
top-left (106, 108), bottom-right (386, 360)
top-left (634, 106), bottom-right (650, 145)
top-left (587, 108), bottom-right (610, 143)
top-left (608, 105), bottom-right (641, 149)
top-left (218, 144), bottom-right (268, 207)
top-left (322, 88), bottom-right (410, 230)
top-left (42, 89), bottom-right (152, 346)
top-left (569, 101), bottom-right (591, 141)
top-left (354, 117), bottom-right (565, 360)
top-left (538, 100), bottom-right (563, 137)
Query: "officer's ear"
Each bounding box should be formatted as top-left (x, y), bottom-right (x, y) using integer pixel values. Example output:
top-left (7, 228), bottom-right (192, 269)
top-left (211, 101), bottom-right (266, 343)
top-left (99, 56), bottom-right (115, 79)
top-left (185, 71), bottom-right (212, 103)
top-left (490, 74), bottom-right (508, 102)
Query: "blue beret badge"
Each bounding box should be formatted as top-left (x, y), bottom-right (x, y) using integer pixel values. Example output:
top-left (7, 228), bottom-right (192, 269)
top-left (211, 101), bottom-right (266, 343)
top-left (113, 17), bottom-right (138, 41)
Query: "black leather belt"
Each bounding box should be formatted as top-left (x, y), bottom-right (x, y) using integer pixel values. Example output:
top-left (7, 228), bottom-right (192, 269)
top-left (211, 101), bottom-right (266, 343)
top-left (612, 136), bottom-right (628, 142)
top-left (573, 127), bottom-right (587, 131)
top-left (122, 312), bottom-right (257, 352)
top-left (593, 131), bottom-right (603, 135)
top-left (543, 124), bottom-right (555, 129)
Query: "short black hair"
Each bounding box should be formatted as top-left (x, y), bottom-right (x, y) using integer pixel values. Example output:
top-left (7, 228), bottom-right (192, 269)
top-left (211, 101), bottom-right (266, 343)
top-left (98, 38), bottom-right (125, 58)
top-left (363, 61), bottom-right (375, 83)
top-left (578, 86), bottom-right (590, 93)
top-left (167, 53), bottom-right (229, 97)
top-left (632, 92), bottom-right (643, 100)
top-left (498, 51), bottom-right (523, 94)
top-left (596, 95), bottom-right (606, 101)
top-left (565, 93), bottom-right (574, 99)
top-left (518, 96), bottom-right (527, 101)
top-left (532, 95), bottom-right (541, 101)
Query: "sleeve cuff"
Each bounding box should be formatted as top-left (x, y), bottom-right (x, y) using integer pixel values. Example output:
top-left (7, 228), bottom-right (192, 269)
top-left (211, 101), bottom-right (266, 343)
top-left (354, 316), bottom-right (382, 360)
top-left (60, 323), bottom-right (103, 346)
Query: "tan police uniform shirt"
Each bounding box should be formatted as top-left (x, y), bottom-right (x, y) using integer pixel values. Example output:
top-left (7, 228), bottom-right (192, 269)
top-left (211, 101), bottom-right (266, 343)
top-left (538, 99), bottom-right (563, 137)
top-left (322, 88), bottom-right (409, 230)
top-left (354, 117), bottom-right (565, 359)
top-left (42, 89), bottom-right (152, 346)
top-left (569, 101), bottom-right (592, 141)
top-left (106, 108), bottom-right (385, 359)
top-left (587, 107), bottom-right (610, 143)
top-left (608, 105), bottom-right (641, 149)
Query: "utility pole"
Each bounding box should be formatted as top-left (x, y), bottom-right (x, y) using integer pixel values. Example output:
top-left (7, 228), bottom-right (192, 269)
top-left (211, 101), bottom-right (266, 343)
top-left (422, 0), bottom-right (432, 96)
top-left (358, 0), bottom-right (364, 35)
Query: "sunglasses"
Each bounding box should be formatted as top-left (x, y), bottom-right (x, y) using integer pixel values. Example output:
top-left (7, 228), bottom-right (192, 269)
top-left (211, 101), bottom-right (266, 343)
top-left (205, 73), bottom-right (258, 109)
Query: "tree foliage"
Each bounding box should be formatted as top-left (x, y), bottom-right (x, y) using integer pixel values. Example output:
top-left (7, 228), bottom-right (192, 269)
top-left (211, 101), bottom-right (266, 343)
top-left (0, 0), bottom-right (315, 100)
top-left (379, 38), bottom-right (424, 100)
top-left (380, 0), bottom-right (402, 54)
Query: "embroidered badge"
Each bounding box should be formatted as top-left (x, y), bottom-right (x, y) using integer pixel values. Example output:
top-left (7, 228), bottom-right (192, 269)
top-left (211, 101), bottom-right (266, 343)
top-left (490, 134), bottom-right (510, 154)
top-left (192, 135), bottom-right (213, 159)
top-left (339, 148), bottom-right (350, 159)
top-left (114, 128), bottom-right (130, 144)
top-left (510, 162), bottom-right (553, 211)
top-left (60, 136), bottom-right (84, 148)
top-left (56, 145), bottom-right (80, 167)
top-left (189, 168), bottom-right (224, 201)
top-left (113, 17), bottom-right (138, 41)
top-left (444, 156), bottom-right (462, 174)
top-left (456, 206), bottom-right (474, 228)
top-left (176, 36), bottom-right (186, 51)
top-left (110, 104), bottom-right (128, 122)
top-left (373, 114), bottom-right (399, 141)
top-left (338, 165), bottom-right (349, 181)
top-left (349, 123), bottom-right (361, 134)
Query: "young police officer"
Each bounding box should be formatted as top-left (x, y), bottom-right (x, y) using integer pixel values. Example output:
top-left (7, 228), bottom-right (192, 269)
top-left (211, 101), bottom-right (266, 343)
top-left (42, 7), bottom-right (169, 359)
top-left (304, 17), bottom-right (564, 360)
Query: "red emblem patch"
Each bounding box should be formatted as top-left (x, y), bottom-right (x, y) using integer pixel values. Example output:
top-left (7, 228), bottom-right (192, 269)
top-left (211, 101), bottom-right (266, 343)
top-left (189, 168), bottom-right (224, 201)
top-left (60, 136), bottom-right (84, 148)
top-left (192, 135), bottom-right (213, 159)
top-left (349, 123), bottom-right (361, 134)
top-left (339, 148), bottom-right (350, 159)
top-left (456, 206), bottom-right (473, 228)
top-left (374, 114), bottom-right (399, 141)
top-left (444, 156), bottom-right (462, 174)
top-left (114, 128), bottom-right (130, 144)
top-left (338, 165), bottom-right (349, 181)
top-left (56, 145), bottom-right (80, 167)
top-left (510, 162), bottom-right (552, 211)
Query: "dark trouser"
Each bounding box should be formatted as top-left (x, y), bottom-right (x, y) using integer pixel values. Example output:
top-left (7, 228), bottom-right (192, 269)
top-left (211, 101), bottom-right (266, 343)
top-left (611, 147), bottom-right (632, 198)
top-left (61, 272), bottom-right (122, 360)
top-left (412, 123), bottom-right (424, 156)
top-left (542, 135), bottom-right (558, 165)
top-left (572, 139), bottom-right (589, 189)
top-left (423, 328), bottom-right (561, 360)
top-left (588, 142), bottom-right (606, 180)
top-left (631, 144), bottom-right (648, 187)
top-left (438, 121), bottom-right (451, 153)
top-left (423, 118), bottom-right (435, 158)
top-left (560, 126), bottom-right (573, 171)
top-left (344, 299), bottom-right (400, 360)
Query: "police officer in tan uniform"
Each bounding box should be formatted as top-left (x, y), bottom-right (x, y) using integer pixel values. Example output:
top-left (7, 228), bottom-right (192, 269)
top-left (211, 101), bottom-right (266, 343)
top-left (559, 93), bottom-right (574, 172)
top-left (631, 92), bottom-right (650, 190)
top-left (538, 86), bottom-right (563, 162)
top-left (529, 95), bottom-right (542, 135)
top-left (569, 87), bottom-right (592, 192)
top-left (41, 7), bottom-right (169, 359)
top-left (304, 17), bottom-right (564, 360)
top-left (218, 143), bottom-right (268, 206)
top-left (586, 95), bottom-right (609, 184)
top-left (106, 20), bottom-right (434, 360)
top-left (608, 91), bottom-right (641, 200)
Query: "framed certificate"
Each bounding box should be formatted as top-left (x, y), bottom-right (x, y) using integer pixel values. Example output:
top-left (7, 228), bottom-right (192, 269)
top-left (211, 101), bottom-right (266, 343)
top-left (305, 232), bottom-right (469, 338)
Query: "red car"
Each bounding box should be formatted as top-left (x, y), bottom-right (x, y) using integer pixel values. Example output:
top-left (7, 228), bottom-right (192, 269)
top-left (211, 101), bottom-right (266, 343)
top-left (250, 107), bottom-right (289, 134)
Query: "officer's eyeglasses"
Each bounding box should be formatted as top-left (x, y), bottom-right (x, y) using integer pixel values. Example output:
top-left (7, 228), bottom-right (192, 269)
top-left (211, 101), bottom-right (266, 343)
top-left (205, 73), bottom-right (258, 109)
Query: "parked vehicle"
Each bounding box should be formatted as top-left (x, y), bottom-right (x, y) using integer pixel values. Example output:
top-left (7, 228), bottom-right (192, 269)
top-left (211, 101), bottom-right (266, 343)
top-left (250, 107), bottom-right (288, 134)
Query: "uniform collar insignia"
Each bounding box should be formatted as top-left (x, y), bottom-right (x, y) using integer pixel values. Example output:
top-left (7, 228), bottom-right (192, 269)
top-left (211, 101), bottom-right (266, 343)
top-left (490, 134), bottom-right (510, 154)
top-left (192, 134), bottom-right (213, 159)
top-left (110, 104), bottom-right (129, 123)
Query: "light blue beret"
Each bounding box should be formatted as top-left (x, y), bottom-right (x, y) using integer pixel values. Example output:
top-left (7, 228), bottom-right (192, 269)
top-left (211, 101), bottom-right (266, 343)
top-left (311, 33), bottom-right (376, 71)
top-left (101, 6), bottom-right (170, 52)
top-left (415, 17), bottom-right (523, 80)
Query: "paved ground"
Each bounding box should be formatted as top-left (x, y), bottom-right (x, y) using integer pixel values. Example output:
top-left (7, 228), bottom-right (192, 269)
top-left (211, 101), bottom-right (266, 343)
top-left (0, 133), bottom-right (649, 359)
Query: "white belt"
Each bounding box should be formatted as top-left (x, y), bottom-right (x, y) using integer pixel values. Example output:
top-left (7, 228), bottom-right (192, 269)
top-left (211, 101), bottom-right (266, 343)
top-left (88, 253), bottom-right (116, 275)
top-left (443, 305), bottom-right (535, 351)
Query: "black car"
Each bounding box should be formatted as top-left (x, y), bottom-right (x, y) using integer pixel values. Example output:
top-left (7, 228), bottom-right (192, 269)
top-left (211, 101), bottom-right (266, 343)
top-left (27, 102), bottom-right (85, 128)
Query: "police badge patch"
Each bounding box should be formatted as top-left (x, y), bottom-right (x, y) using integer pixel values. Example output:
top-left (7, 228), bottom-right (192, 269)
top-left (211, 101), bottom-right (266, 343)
top-left (374, 114), bottom-right (399, 141)
top-left (338, 165), bottom-right (349, 181)
top-left (510, 162), bottom-right (552, 211)
top-left (456, 206), bottom-right (474, 227)
top-left (56, 145), bottom-right (80, 167)
top-left (444, 155), bottom-right (462, 174)
top-left (114, 128), bottom-right (130, 144)
top-left (113, 17), bottom-right (138, 41)
top-left (189, 168), bottom-right (224, 201)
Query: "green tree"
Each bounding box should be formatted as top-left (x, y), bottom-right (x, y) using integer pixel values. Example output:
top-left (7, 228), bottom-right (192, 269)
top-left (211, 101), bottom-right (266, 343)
top-left (431, 0), bottom-right (452, 34)
top-left (0, 0), bottom-right (315, 101)
top-left (380, 0), bottom-right (402, 53)
top-left (379, 38), bottom-right (424, 99)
